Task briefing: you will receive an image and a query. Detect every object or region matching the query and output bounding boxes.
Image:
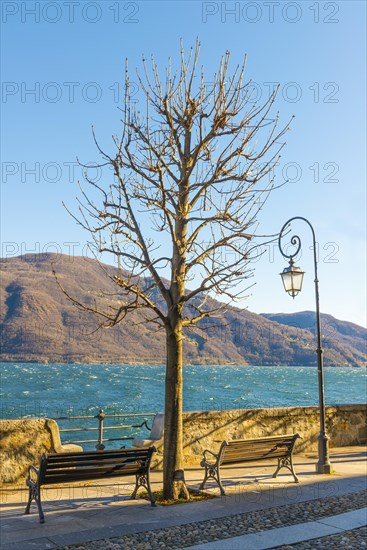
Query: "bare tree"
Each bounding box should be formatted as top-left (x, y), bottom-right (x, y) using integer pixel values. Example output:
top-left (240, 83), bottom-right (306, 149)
top-left (62, 41), bottom-right (291, 499)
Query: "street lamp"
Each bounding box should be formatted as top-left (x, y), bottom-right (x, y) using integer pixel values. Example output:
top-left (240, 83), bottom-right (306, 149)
top-left (278, 216), bottom-right (332, 474)
top-left (280, 258), bottom-right (305, 298)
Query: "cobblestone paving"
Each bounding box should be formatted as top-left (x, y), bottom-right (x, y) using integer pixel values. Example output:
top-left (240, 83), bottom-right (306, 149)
top-left (278, 526), bottom-right (366, 549)
top-left (62, 490), bottom-right (366, 550)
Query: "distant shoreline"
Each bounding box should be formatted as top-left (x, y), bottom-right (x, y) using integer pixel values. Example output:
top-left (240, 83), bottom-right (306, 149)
top-left (0, 360), bottom-right (364, 368)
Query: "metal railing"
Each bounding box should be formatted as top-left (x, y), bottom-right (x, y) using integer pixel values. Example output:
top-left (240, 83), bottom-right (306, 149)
top-left (52, 410), bottom-right (156, 450)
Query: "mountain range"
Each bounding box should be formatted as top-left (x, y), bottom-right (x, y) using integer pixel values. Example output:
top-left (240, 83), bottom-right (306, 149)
top-left (0, 254), bottom-right (366, 367)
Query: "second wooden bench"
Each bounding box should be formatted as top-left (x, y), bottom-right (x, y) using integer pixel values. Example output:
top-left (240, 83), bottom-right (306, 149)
top-left (200, 433), bottom-right (301, 494)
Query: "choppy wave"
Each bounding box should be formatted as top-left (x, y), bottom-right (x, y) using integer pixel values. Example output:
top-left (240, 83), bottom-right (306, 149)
top-left (1, 363), bottom-right (366, 420)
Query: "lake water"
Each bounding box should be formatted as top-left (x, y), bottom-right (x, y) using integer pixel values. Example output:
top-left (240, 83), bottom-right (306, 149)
top-left (1, 363), bottom-right (365, 448)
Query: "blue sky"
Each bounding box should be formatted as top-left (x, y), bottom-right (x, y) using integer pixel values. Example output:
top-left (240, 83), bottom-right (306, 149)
top-left (1, 0), bottom-right (366, 327)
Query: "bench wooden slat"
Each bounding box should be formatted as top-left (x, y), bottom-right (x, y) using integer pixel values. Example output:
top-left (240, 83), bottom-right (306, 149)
top-left (224, 442), bottom-right (291, 450)
top-left (46, 446), bottom-right (149, 455)
top-left (223, 446), bottom-right (293, 455)
top-left (223, 448), bottom-right (289, 457)
top-left (45, 457), bottom-right (148, 469)
top-left (229, 434), bottom-right (296, 443)
top-left (43, 463), bottom-right (143, 477)
top-left (44, 465), bottom-right (142, 478)
top-left (45, 448), bottom-right (150, 462)
top-left (226, 439), bottom-right (294, 446)
top-left (43, 468), bottom-right (144, 483)
top-left (225, 442), bottom-right (294, 451)
top-left (42, 471), bottom-right (145, 484)
top-left (224, 445), bottom-right (291, 453)
top-left (223, 445), bottom-right (290, 452)
top-left (222, 453), bottom-right (289, 464)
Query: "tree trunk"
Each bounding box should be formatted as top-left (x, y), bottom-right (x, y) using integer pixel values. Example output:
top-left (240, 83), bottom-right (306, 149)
top-left (162, 313), bottom-right (190, 500)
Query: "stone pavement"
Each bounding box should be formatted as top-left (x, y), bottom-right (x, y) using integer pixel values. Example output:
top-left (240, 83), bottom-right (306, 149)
top-left (187, 508), bottom-right (367, 549)
top-left (0, 447), bottom-right (366, 550)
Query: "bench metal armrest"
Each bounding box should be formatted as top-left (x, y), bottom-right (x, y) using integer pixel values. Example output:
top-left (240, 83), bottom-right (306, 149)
top-left (289, 433), bottom-right (303, 452)
top-left (131, 419), bottom-right (151, 431)
top-left (26, 465), bottom-right (39, 486)
top-left (292, 433), bottom-right (303, 450)
top-left (201, 449), bottom-right (219, 467)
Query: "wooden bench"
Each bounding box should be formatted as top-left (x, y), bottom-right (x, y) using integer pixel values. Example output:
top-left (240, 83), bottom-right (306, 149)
top-left (25, 446), bottom-right (156, 523)
top-left (200, 433), bottom-right (301, 494)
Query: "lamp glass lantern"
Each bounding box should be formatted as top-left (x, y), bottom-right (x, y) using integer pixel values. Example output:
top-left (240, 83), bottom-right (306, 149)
top-left (280, 259), bottom-right (305, 298)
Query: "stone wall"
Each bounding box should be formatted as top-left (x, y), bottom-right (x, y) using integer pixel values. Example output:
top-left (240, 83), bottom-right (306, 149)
top-left (0, 419), bottom-right (54, 484)
top-left (181, 404), bottom-right (367, 466)
top-left (1, 404), bottom-right (366, 483)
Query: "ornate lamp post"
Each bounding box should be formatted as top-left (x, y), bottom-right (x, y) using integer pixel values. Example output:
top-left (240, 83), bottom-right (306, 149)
top-left (278, 216), bottom-right (332, 474)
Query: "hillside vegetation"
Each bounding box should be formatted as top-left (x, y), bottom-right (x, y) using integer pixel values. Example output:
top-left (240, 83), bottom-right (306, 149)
top-left (0, 254), bottom-right (366, 366)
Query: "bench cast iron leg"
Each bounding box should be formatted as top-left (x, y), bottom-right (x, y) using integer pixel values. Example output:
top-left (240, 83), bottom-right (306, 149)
top-left (131, 474), bottom-right (156, 506)
top-left (200, 464), bottom-right (225, 495)
top-left (25, 483), bottom-right (45, 523)
top-left (25, 486), bottom-right (33, 515)
top-left (216, 467), bottom-right (226, 495)
top-left (289, 455), bottom-right (299, 483)
top-left (199, 466), bottom-right (209, 491)
top-left (273, 456), bottom-right (299, 483)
